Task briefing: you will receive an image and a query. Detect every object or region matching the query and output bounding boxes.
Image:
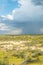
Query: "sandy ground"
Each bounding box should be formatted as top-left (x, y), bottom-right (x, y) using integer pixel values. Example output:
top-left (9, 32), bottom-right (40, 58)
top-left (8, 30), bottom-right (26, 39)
top-left (0, 40), bottom-right (43, 51)
top-left (0, 40), bottom-right (31, 45)
top-left (0, 40), bottom-right (31, 50)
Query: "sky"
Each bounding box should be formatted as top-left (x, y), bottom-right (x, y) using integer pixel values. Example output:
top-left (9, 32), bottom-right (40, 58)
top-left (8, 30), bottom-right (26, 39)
top-left (0, 0), bottom-right (43, 35)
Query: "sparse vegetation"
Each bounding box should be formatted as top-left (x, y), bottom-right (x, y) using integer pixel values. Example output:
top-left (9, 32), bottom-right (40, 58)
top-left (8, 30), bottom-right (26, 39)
top-left (0, 34), bottom-right (43, 65)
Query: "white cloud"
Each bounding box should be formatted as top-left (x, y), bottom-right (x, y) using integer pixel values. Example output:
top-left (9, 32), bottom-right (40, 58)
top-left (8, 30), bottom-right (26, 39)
top-left (7, 0), bottom-right (42, 22)
top-left (15, 0), bottom-right (43, 22)
top-left (1, 15), bottom-right (6, 20)
top-left (0, 23), bottom-right (22, 34)
top-left (7, 28), bottom-right (22, 35)
top-left (1, 14), bottom-right (14, 21)
top-left (0, 23), bottom-right (9, 31)
top-left (1, 15), bottom-right (6, 18)
top-left (40, 28), bottom-right (43, 33)
top-left (1, 0), bottom-right (43, 22)
top-left (6, 15), bottom-right (14, 20)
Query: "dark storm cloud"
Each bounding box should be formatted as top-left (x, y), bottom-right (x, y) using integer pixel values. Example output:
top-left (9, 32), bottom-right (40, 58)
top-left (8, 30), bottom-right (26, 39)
top-left (31, 0), bottom-right (43, 6)
top-left (12, 21), bottom-right (43, 34)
